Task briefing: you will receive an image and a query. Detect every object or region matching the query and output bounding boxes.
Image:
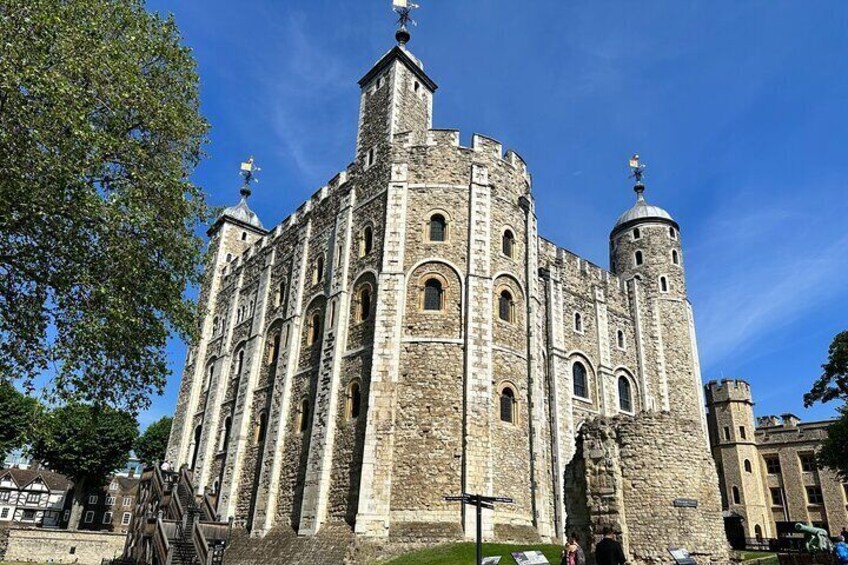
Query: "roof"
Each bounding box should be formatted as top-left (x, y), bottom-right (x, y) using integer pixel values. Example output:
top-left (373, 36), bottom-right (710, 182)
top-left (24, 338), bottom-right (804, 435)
top-left (358, 45), bottom-right (438, 92)
top-left (611, 185), bottom-right (678, 237)
top-left (220, 196), bottom-right (264, 230)
top-left (0, 467), bottom-right (72, 491)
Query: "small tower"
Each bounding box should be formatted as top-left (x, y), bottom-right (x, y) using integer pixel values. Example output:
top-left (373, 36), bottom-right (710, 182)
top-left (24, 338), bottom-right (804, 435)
top-left (705, 379), bottom-right (772, 538)
top-left (167, 157), bottom-right (267, 468)
top-left (609, 156), bottom-right (705, 427)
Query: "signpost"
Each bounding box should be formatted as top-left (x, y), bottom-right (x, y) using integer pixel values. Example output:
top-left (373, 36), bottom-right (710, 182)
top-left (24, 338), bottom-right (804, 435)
top-left (443, 493), bottom-right (514, 565)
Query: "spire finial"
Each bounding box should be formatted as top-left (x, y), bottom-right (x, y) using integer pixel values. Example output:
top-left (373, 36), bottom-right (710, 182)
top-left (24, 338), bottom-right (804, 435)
top-left (239, 156), bottom-right (260, 199)
top-left (628, 153), bottom-right (646, 201)
top-left (392, 0), bottom-right (419, 46)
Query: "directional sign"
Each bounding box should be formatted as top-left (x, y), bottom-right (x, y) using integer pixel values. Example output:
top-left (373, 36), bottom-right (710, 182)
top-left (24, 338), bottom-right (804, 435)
top-left (444, 496), bottom-right (469, 502)
top-left (490, 497), bottom-right (514, 503)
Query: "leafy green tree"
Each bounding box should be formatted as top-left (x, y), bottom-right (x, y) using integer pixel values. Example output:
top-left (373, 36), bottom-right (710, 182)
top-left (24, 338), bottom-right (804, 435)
top-left (31, 402), bottom-right (138, 530)
top-left (0, 0), bottom-right (210, 412)
top-left (0, 382), bottom-right (42, 460)
top-left (135, 415), bottom-right (172, 466)
top-left (805, 331), bottom-right (848, 480)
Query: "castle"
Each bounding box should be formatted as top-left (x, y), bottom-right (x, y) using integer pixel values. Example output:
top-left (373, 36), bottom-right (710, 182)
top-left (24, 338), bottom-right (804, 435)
top-left (706, 379), bottom-right (848, 545)
top-left (163, 23), bottom-right (729, 564)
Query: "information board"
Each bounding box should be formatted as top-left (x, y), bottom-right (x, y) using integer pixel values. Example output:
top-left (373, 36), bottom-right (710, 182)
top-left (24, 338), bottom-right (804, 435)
top-left (511, 550), bottom-right (550, 565)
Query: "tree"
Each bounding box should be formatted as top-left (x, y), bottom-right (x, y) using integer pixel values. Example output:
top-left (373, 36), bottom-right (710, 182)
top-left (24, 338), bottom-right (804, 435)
top-left (0, 382), bottom-right (41, 460)
top-left (135, 415), bottom-right (172, 466)
top-left (31, 402), bottom-right (138, 530)
top-left (805, 331), bottom-right (848, 481)
top-left (0, 0), bottom-right (210, 412)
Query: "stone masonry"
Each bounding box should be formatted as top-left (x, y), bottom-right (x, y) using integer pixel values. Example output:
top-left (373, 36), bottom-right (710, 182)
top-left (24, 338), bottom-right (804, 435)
top-left (161, 30), bottom-right (730, 564)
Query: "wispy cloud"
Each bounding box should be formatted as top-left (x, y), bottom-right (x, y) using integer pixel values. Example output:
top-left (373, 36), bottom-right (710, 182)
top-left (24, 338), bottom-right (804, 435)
top-left (692, 191), bottom-right (848, 369)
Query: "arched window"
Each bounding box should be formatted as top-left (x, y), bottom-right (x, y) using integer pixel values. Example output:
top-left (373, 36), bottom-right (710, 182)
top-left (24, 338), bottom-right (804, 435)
top-left (254, 411), bottom-right (267, 445)
top-left (660, 276), bottom-right (669, 292)
top-left (502, 230), bottom-right (515, 258)
top-left (574, 312), bottom-right (583, 333)
top-left (226, 253), bottom-right (232, 263)
top-left (236, 349), bottom-right (245, 376)
top-left (635, 250), bottom-right (644, 266)
top-left (617, 329), bottom-right (625, 349)
top-left (220, 416), bottom-right (232, 452)
top-left (241, 231), bottom-right (247, 241)
top-left (744, 459), bottom-right (752, 473)
top-left (298, 397), bottom-right (310, 433)
top-left (618, 376), bottom-right (633, 413)
top-left (423, 278), bottom-right (443, 311)
top-left (672, 249), bottom-right (679, 265)
top-left (754, 525), bottom-right (763, 541)
top-left (190, 425), bottom-right (203, 469)
top-left (428, 214), bottom-right (446, 242)
top-left (269, 333), bottom-right (281, 365)
top-left (313, 255), bottom-right (324, 285)
top-left (500, 386), bottom-right (517, 424)
top-left (633, 227), bottom-right (641, 240)
top-left (212, 316), bottom-right (219, 335)
top-left (358, 287), bottom-right (372, 321)
top-left (206, 364), bottom-right (215, 390)
top-left (346, 381), bottom-right (361, 420)
top-left (498, 290), bottom-right (514, 323)
top-left (573, 362), bottom-right (588, 399)
top-left (308, 313), bottom-right (322, 345)
top-left (276, 280), bottom-right (286, 308)
top-left (361, 226), bottom-right (373, 256)
top-left (732, 486), bottom-right (741, 505)
top-left (669, 226), bottom-right (677, 239)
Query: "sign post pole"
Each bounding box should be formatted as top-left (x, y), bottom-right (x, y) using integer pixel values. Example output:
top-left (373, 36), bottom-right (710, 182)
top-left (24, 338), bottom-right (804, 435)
top-left (442, 493), bottom-right (514, 565)
top-left (476, 494), bottom-right (482, 565)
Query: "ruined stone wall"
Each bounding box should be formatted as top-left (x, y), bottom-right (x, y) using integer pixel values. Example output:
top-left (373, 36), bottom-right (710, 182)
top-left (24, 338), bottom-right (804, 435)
top-left (570, 413), bottom-right (729, 565)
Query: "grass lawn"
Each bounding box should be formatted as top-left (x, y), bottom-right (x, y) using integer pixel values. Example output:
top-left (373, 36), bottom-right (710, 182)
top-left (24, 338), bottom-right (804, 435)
top-left (382, 542), bottom-right (563, 565)
top-left (737, 551), bottom-right (779, 563)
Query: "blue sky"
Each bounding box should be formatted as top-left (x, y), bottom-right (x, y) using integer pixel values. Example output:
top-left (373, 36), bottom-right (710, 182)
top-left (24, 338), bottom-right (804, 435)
top-left (139, 1), bottom-right (848, 428)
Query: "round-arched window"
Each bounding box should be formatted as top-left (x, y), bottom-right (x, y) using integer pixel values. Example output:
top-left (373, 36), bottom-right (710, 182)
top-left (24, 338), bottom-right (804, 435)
top-left (428, 214), bottom-right (446, 242)
top-left (498, 290), bottom-right (514, 323)
top-left (347, 381), bottom-right (361, 420)
top-left (423, 278), bottom-right (443, 311)
top-left (502, 230), bottom-right (515, 258)
top-left (618, 376), bottom-right (633, 413)
top-left (573, 362), bottom-right (588, 399)
top-left (499, 386), bottom-right (516, 424)
top-left (359, 287), bottom-right (372, 321)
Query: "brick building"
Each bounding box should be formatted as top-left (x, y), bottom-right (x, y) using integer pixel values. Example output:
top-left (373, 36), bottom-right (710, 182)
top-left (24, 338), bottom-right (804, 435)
top-left (156, 21), bottom-right (728, 564)
top-left (78, 476), bottom-right (140, 533)
top-left (706, 379), bottom-right (848, 540)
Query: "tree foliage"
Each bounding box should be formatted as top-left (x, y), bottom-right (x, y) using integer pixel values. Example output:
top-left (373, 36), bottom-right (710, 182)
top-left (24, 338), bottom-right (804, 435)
top-left (0, 382), bottom-right (41, 460)
top-left (805, 331), bottom-right (848, 481)
top-left (0, 0), bottom-right (210, 412)
top-left (31, 402), bottom-right (138, 484)
top-left (805, 331), bottom-right (848, 407)
top-left (135, 415), bottom-right (172, 465)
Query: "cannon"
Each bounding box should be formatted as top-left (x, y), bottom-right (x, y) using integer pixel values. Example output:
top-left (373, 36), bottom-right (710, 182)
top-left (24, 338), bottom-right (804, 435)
top-left (795, 522), bottom-right (833, 553)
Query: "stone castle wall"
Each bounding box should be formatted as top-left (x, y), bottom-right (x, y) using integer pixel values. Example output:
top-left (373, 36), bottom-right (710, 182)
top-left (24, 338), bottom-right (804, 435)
top-left (3, 528), bottom-right (126, 565)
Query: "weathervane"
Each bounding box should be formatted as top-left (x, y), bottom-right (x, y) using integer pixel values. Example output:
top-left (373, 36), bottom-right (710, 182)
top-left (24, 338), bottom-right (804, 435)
top-left (629, 154), bottom-right (646, 194)
top-left (239, 156), bottom-right (260, 198)
top-left (392, 0), bottom-right (420, 45)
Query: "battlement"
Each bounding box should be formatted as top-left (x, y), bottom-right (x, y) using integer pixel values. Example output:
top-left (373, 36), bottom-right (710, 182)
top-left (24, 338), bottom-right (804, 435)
top-left (704, 379), bottom-right (753, 404)
top-left (537, 238), bottom-right (629, 304)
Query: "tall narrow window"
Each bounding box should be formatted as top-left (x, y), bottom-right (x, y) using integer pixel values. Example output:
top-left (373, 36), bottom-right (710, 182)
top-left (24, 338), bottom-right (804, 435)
top-left (220, 416), bottom-right (232, 452)
top-left (744, 459), bottom-right (752, 473)
top-left (635, 250), bottom-right (644, 266)
top-left (298, 397), bottom-right (310, 433)
top-left (276, 280), bottom-right (286, 307)
top-left (617, 329), bottom-right (625, 349)
top-left (236, 350), bottom-right (244, 376)
top-left (574, 312), bottom-right (583, 333)
top-left (308, 313), bottom-right (321, 345)
top-left (672, 249), bottom-right (679, 265)
top-left (269, 334), bottom-right (281, 365)
top-left (423, 279), bottom-right (443, 311)
top-left (428, 214), bottom-right (446, 242)
top-left (212, 316), bottom-right (219, 335)
top-left (633, 227), bottom-right (641, 240)
top-left (361, 226), bottom-right (373, 256)
top-left (660, 276), bottom-right (669, 292)
top-left (573, 362), bottom-right (588, 399)
top-left (498, 290), bottom-right (514, 323)
top-left (732, 486), bottom-right (741, 504)
top-left (359, 287), bottom-right (372, 321)
top-left (254, 412), bottom-right (267, 445)
top-left (206, 364), bottom-right (215, 390)
top-left (500, 386), bottom-right (516, 424)
top-left (669, 226), bottom-right (677, 239)
top-left (347, 381), bottom-right (361, 420)
top-left (723, 426), bottom-right (731, 441)
top-left (618, 376), bottom-right (632, 412)
top-left (314, 255), bottom-right (324, 284)
top-left (739, 426), bottom-right (747, 440)
top-left (502, 230), bottom-right (515, 258)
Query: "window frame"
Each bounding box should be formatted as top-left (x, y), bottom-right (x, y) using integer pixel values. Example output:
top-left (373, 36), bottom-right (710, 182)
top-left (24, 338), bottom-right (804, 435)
top-left (497, 289), bottom-right (515, 324)
top-left (573, 312), bottom-right (583, 334)
top-left (805, 485), bottom-right (824, 505)
top-left (356, 284), bottom-right (373, 323)
top-left (121, 512), bottom-right (132, 526)
top-left (105, 496), bottom-right (116, 506)
top-left (360, 225), bottom-right (374, 257)
top-left (764, 456), bottom-right (781, 474)
top-left (498, 384), bottom-right (518, 425)
top-left (617, 375), bottom-right (634, 414)
top-left (84, 510), bottom-right (95, 524)
top-left (572, 361), bottom-right (589, 401)
top-left (616, 329), bottom-right (626, 350)
top-left (103, 511), bottom-right (113, 525)
top-left (88, 495), bottom-right (98, 505)
top-left (799, 453), bottom-right (817, 473)
top-left (421, 276), bottom-right (446, 312)
top-left (659, 276), bottom-right (669, 293)
top-left (634, 250), bottom-right (644, 267)
top-left (426, 212), bottom-right (449, 243)
top-left (346, 380), bottom-right (362, 421)
top-left (501, 228), bottom-right (516, 259)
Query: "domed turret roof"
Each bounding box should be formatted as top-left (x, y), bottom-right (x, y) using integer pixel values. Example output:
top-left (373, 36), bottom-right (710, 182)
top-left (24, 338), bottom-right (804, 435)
top-left (220, 195), bottom-right (264, 230)
top-left (612, 184), bottom-right (677, 236)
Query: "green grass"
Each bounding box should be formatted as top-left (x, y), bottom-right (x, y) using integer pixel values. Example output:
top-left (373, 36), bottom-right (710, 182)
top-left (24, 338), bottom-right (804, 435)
top-left (737, 552), bottom-right (778, 564)
top-left (382, 542), bottom-right (563, 565)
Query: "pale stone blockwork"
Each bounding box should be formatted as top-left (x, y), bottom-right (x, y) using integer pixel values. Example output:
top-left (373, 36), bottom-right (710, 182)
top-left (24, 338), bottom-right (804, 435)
top-left (161, 37), bottom-right (730, 564)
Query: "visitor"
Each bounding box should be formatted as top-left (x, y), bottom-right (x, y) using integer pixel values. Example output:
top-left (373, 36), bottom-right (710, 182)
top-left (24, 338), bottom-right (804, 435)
top-left (594, 527), bottom-right (627, 565)
top-left (561, 532), bottom-right (586, 565)
top-left (834, 535), bottom-right (848, 565)
top-left (160, 460), bottom-right (172, 472)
